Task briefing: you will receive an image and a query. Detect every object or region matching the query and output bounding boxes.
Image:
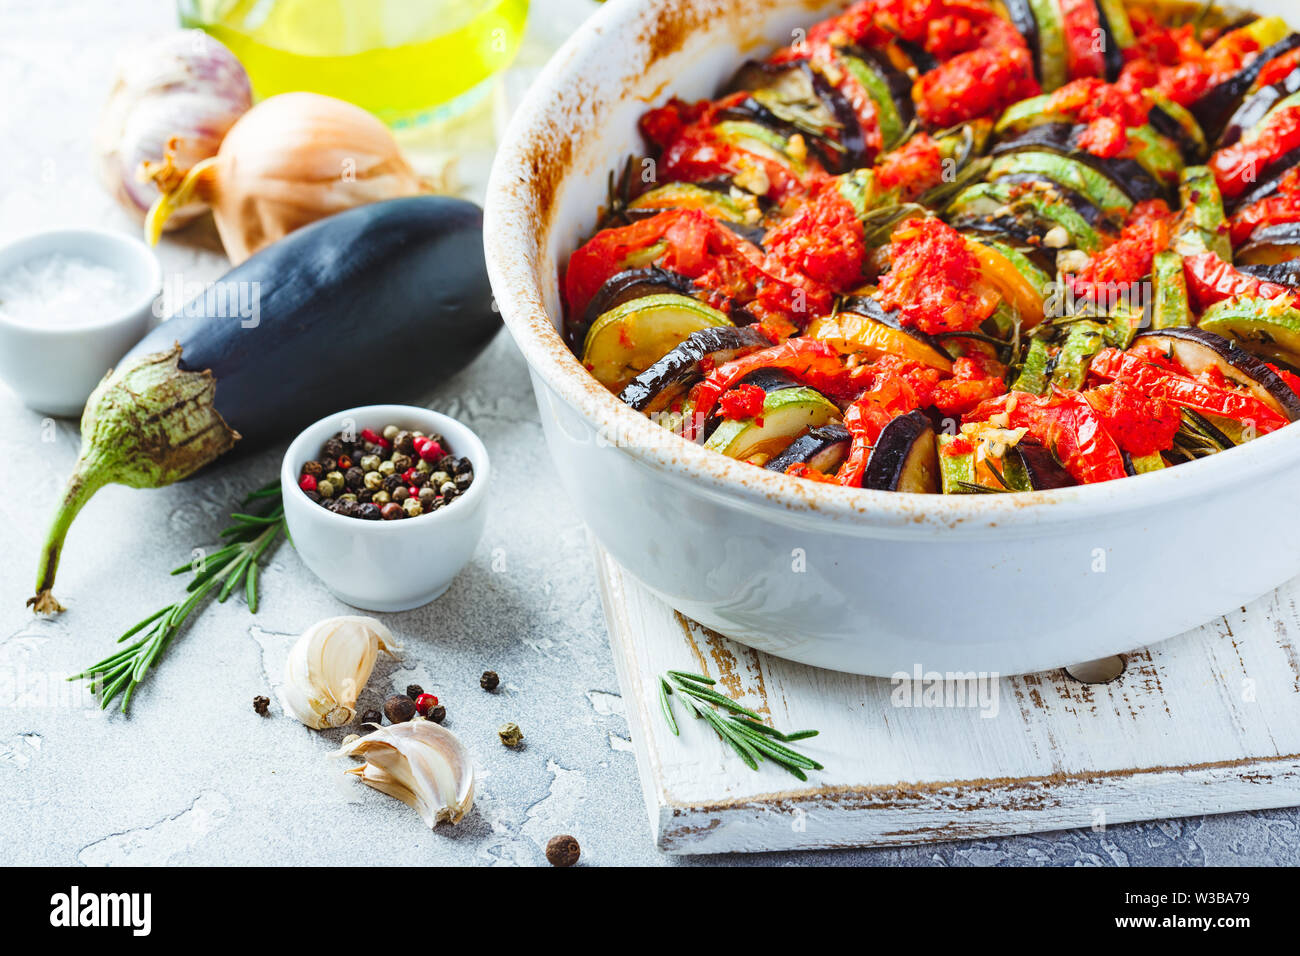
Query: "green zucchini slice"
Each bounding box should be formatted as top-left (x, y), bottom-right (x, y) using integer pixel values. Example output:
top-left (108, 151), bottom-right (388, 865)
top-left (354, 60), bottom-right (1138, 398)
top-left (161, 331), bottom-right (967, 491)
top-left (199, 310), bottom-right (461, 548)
top-left (582, 294), bottom-right (733, 392)
top-left (704, 387), bottom-right (843, 463)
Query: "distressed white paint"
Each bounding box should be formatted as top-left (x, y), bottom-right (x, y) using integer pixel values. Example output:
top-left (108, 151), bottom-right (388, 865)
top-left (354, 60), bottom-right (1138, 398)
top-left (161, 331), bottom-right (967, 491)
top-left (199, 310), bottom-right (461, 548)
top-left (596, 546), bottom-right (1300, 854)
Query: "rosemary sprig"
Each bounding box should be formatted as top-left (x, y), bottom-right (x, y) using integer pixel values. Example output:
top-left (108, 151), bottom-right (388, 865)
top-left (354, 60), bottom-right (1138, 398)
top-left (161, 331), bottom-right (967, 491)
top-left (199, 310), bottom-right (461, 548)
top-left (657, 670), bottom-right (823, 780)
top-left (69, 482), bottom-right (286, 712)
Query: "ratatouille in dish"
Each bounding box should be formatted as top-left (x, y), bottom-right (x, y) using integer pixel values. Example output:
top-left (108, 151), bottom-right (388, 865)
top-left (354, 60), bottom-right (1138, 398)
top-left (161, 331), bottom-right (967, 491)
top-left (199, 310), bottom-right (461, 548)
top-left (562, 0), bottom-right (1300, 493)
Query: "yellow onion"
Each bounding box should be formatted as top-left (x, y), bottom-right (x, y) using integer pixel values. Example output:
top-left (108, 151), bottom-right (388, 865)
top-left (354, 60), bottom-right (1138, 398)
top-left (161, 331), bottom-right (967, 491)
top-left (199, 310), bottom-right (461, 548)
top-left (144, 92), bottom-right (432, 263)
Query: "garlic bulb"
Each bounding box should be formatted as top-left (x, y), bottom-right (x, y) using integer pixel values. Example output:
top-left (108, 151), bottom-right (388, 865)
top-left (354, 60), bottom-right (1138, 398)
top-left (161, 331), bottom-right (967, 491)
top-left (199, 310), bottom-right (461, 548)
top-left (336, 720), bottom-right (475, 827)
top-left (95, 30), bottom-right (252, 228)
top-left (144, 92), bottom-right (432, 264)
top-left (280, 616), bottom-right (400, 729)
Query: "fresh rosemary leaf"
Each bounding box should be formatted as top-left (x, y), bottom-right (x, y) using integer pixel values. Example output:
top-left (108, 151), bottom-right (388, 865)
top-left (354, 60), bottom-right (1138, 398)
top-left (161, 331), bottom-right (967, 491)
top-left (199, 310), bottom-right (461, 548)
top-left (658, 670), bottom-right (823, 777)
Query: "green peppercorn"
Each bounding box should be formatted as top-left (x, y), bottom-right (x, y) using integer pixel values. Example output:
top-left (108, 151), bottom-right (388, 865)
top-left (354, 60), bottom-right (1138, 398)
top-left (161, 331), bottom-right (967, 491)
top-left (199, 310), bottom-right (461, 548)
top-left (403, 498), bottom-right (422, 517)
top-left (378, 460), bottom-right (396, 476)
top-left (325, 470), bottom-right (345, 489)
top-left (498, 722), bottom-right (524, 748)
top-left (301, 460), bottom-right (324, 478)
top-left (317, 479), bottom-right (335, 498)
top-left (372, 489), bottom-right (390, 505)
top-left (382, 424), bottom-right (400, 442)
top-left (338, 493), bottom-right (358, 504)
top-left (415, 459), bottom-right (432, 475)
top-left (380, 502), bottom-right (405, 520)
top-left (360, 454), bottom-right (382, 472)
top-left (363, 470), bottom-right (384, 491)
top-left (430, 471), bottom-right (450, 487)
top-left (439, 482), bottom-right (457, 498)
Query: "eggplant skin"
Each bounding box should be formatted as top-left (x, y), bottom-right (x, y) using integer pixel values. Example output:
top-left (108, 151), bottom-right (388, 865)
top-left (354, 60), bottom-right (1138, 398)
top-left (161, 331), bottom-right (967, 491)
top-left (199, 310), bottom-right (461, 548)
top-left (764, 423), bottom-right (851, 474)
top-left (1219, 66), bottom-right (1300, 148)
top-left (1226, 145), bottom-right (1300, 213)
top-left (618, 325), bottom-right (769, 412)
top-left (1015, 441), bottom-right (1076, 489)
top-left (1132, 327), bottom-right (1300, 421)
top-left (122, 196), bottom-right (498, 454)
top-left (863, 410), bottom-right (938, 492)
top-left (991, 123), bottom-right (1172, 204)
top-left (574, 267), bottom-right (699, 346)
top-left (1193, 33), bottom-right (1300, 145)
top-left (1239, 261), bottom-right (1300, 288)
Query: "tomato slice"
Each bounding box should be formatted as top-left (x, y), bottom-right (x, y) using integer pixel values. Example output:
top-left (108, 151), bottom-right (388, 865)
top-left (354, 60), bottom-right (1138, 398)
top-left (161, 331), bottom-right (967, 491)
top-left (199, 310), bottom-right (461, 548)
top-left (1059, 0), bottom-right (1107, 81)
top-left (1182, 251), bottom-right (1294, 309)
top-left (1209, 104), bottom-right (1300, 199)
top-left (1089, 348), bottom-right (1289, 432)
top-left (968, 388), bottom-right (1127, 484)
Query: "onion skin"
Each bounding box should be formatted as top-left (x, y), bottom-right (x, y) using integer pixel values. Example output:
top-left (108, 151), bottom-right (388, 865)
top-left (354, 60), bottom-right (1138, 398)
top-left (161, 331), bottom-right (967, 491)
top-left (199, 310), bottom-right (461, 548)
top-left (95, 30), bottom-right (252, 227)
top-left (146, 92), bottom-right (431, 263)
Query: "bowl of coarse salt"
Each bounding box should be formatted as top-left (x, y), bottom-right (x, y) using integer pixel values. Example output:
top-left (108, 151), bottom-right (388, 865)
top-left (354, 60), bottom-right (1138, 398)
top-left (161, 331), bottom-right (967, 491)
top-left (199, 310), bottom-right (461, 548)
top-left (0, 229), bottom-right (161, 417)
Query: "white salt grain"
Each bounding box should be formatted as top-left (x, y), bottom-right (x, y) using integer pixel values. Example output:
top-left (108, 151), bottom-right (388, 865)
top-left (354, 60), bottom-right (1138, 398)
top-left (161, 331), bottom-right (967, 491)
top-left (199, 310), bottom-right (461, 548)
top-left (0, 253), bottom-right (138, 328)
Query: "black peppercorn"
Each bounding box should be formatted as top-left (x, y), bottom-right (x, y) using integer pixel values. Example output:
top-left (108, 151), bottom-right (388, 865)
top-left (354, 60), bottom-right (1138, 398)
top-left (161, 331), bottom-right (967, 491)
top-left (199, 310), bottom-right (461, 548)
top-left (360, 708), bottom-right (382, 726)
top-left (393, 430), bottom-right (416, 456)
top-left (356, 489), bottom-right (374, 504)
top-left (409, 471), bottom-right (427, 488)
top-left (323, 438), bottom-right (344, 459)
top-left (380, 502), bottom-right (405, 520)
top-left (480, 670), bottom-right (499, 691)
top-left (356, 502), bottom-right (382, 520)
top-left (382, 474), bottom-right (405, 493)
top-left (545, 834), bottom-right (580, 867)
top-left (454, 472), bottom-right (473, 491)
top-left (453, 457), bottom-right (473, 476)
top-left (319, 456), bottom-right (337, 474)
top-left (345, 466), bottom-right (365, 489)
top-left (253, 695), bottom-right (270, 716)
top-left (435, 454), bottom-right (456, 474)
top-left (390, 453), bottom-right (414, 473)
top-left (304, 490), bottom-right (322, 504)
top-left (301, 460), bottom-right (324, 478)
top-left (406, 683), bottom-right (424, 699)
top-left (430, 705), bottom-right (446, 723)
top-left (384, 694), bottom-right (416, 723)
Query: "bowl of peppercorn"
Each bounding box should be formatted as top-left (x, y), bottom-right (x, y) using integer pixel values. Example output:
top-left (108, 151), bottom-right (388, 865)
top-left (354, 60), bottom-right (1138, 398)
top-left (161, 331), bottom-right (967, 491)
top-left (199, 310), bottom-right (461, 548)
top-left (281, 404), bottom-right (489, 612)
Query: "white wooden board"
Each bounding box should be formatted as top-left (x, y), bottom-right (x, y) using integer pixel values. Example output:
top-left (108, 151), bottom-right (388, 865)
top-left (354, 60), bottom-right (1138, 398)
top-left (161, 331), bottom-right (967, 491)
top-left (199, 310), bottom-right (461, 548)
top-left (594, 544), bottom-right (1300, 854)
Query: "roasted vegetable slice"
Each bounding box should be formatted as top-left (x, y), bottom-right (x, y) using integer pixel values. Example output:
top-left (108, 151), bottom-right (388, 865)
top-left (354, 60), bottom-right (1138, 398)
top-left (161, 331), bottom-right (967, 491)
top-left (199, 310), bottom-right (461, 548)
top-left (703, 387), bottom-right (842, 463)
top-left (863, 410), bottom-right (939, 493)
top-left (1198, 297), bottom-right (1300, 374)
top-left (764, 423), bottom-right (852, 474)
top-left (618, 325), bottom-right (770, 413)
top-left (808, 297), bottom-right (954, 371)
top-left (583, 294), bottom-right (733, 392)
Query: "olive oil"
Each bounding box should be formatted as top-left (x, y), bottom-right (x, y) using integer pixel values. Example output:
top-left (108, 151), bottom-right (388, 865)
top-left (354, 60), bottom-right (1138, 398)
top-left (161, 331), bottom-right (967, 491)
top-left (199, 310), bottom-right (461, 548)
top-left (179, 0), bottom-right (529, 129)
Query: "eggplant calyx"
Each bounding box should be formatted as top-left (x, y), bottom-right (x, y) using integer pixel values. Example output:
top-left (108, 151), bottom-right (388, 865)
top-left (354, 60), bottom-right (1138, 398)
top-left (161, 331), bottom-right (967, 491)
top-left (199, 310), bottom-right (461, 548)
top-left (28, 345), bottom-right (240, 614)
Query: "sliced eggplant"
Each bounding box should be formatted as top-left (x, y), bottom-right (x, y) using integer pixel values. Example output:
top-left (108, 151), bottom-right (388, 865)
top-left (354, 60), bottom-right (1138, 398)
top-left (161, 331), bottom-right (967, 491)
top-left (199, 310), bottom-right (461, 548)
top-left (1219, 66), bottom-right (1300, 148)
top-left (1092, 0), bottom-right (1125, 82)
top-left (991, 123), bottom-right (1172, 204)
top-left (862, 410), bottom-right (938, 493)
top-left (1004, 0), bottom-right (1041, 79)
top-left (574, 267), bottom-right (701, 348)
top-left (703, 387), bottom-right (842, 463)
top-left (1237, 221), bottom-right (1300, 266)
top-left (893, 38), bottom-right (937, 76)
top-left (582, 293), bottom-right (733, 392)
top-left (1008, 440), bottom-right (1077, 490)
top-left (1192, 32), bottom-right (1300, 145)
top-left (764, 423), bottom-right (852, 474)
top-left (1146, 93), bottom-right (1208, 163)
top-left (1131, 326), bottom-right (1300, 421)
top-left (1238, 260), bottom-right (1300, 287)
top-left (700, 366), bottom-right (805, 441)
top-left (626, 182), bottom-right (761, 225)
top-left (618, 326), bottom-right (770, 413)
top-left (989, 152), bottom-right (1133, 214)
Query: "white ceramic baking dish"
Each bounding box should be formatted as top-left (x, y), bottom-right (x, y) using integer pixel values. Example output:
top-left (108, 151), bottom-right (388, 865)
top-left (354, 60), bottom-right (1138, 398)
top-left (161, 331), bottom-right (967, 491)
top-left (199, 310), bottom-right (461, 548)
top-left (484, 0), bottom-right (1300, 676)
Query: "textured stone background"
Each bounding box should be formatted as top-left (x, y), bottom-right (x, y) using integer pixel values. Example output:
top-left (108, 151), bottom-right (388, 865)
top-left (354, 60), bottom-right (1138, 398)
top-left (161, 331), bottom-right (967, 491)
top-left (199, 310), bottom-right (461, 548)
top-left (1, 0), bottom-right (1296, 866)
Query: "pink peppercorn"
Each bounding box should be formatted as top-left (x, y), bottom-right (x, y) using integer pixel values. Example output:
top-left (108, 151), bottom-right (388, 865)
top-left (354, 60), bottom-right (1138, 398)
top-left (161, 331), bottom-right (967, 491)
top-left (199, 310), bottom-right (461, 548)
top-left (418, 440), bottom-right (444, 463)
top-left (299, 474), bottom-right (317, 492)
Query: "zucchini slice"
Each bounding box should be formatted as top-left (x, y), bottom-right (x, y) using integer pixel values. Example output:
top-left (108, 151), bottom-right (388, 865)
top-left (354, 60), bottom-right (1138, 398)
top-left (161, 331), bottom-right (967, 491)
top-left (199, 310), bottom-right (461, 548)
top-left (713, 120), bottom-right (807, 175)
top-left (704, 387), bottom-right (843, 463)
top-left (618, 325), bottom-right (770, 414)
top-left (837, 46), bottom-right (912, 151)
top-left (1050, 319), bottom-right (1108, 389)
top-left (1027, 0), bottom-right (1068, 92)
top-left (1146, 91), bottom-right (1208, 163)
top-left (1174, 165), bottom-right (1232, 260)
top-left (808, 300), bottom-right (954, 372)
top-left (1151, 250), bottom-right (1193, 329)
top-left (582, 294), bottom-right (733, 392)
top-left (948, 180), bottom-right (1104, 253)
top-left (1198, 297), bottom-right (1300, 373)
top-left (627, 183), bottom-right (761, 225)
top-left (989, 152), bottom-right (1134, 215)
top-left (764, 423), bottom-right (852, 474)
top-left (1237, 222), bottom-right (1300, 265)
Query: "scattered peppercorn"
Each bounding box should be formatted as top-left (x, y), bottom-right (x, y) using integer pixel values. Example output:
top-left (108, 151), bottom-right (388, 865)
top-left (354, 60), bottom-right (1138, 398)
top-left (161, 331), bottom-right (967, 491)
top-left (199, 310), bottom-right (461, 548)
top-left (545, 834), bottom-right (581, 867)
top-left (360, 708), bottom-right (383, 726)
top-left (414, 692), bottom-right (439, 717)
top-left (406, 683), bottom-right (424, 699)
top-left (498, 721), bottom-right (524, 748)
top-left (480, 670), bottom-right (500, 691)
top-left (430, 705), bottom-right (446, 723)
top-left (253, 695), bottom-right (270, 716)
top-left (297, 423), bottom-right (475, 520)
top-left (384, 694), bottom-right (416, 723)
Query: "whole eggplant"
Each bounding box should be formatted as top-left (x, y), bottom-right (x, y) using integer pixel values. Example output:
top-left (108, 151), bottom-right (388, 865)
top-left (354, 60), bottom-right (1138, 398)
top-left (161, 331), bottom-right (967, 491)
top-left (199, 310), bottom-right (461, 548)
top-left (29, 195), bottom-right (498, 614)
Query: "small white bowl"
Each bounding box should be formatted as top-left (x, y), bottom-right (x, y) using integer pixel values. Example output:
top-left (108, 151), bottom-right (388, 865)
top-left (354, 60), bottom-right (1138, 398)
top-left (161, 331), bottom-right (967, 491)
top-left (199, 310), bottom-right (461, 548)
top-left (0, 228), bottom-right (162, 417)
top-left (281, 405), bottom-right (491, 612)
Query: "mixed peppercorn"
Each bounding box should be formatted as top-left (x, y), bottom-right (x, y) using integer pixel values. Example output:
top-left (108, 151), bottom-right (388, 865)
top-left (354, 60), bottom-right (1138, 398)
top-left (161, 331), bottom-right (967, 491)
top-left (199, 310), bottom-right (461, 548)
top-left (297, 424), bottom-right (474, 520)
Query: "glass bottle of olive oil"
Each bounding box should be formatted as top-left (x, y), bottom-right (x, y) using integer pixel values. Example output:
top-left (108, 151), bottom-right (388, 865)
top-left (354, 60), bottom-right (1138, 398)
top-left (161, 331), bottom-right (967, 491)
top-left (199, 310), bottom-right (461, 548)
top-left (178, 0), bottom-right (530, 129)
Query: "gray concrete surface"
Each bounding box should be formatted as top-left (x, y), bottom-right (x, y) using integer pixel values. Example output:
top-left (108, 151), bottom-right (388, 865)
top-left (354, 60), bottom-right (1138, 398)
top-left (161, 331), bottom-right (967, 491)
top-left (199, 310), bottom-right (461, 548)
top-left (1, 0), bottom-right (1297, 866)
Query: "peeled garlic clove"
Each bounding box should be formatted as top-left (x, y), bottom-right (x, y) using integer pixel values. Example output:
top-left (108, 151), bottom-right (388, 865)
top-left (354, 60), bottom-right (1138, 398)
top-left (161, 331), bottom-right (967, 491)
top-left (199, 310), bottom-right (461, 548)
top-left (279, 616), bottom-right (399, 730)
top-left (335, 720), bottom-right (475, 827)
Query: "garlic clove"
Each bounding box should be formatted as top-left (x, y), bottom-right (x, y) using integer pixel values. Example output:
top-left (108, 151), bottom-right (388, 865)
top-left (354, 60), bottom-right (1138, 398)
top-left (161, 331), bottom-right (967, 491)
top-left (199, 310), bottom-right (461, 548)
top-left (335, 720), bottom-right (475, 827)
top-left (279, 616), bottom-right (400, 730)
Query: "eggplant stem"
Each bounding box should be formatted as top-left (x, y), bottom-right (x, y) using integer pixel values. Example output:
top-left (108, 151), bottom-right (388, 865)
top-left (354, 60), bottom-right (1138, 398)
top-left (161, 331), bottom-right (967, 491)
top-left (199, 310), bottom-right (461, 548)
top-left (27, 459), bottom-right (110, 615)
